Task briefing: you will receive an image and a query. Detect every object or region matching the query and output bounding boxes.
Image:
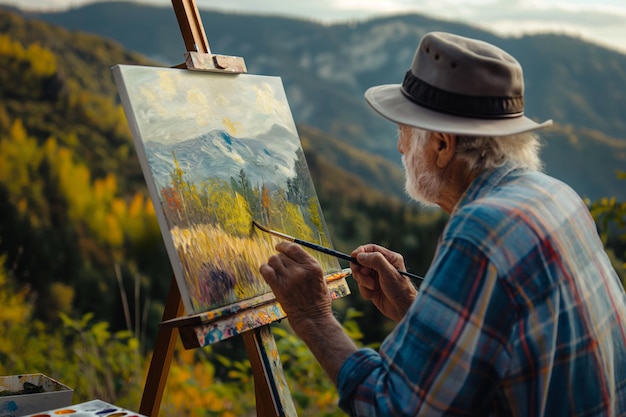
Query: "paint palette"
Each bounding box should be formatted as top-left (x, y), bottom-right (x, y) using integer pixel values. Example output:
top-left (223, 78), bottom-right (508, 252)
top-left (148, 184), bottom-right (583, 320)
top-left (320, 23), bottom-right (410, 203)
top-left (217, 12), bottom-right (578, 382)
top-left (22, 399), bottom-right (146, 417)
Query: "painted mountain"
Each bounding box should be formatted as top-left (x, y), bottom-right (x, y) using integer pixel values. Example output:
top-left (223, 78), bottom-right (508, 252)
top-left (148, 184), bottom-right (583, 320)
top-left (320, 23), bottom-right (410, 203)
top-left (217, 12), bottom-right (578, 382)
top-left (144, 125), bottom-right (302, 192)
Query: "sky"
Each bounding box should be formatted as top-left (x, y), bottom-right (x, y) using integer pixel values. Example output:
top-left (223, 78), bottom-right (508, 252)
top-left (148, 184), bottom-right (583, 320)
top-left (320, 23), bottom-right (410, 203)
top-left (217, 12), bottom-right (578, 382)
top-left (3, 0), bottom-right (626, 54)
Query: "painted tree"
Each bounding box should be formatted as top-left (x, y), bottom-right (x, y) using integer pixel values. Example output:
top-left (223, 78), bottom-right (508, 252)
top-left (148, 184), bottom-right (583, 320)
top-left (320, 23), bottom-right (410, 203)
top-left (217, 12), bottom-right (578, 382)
top-left (205, 178), bottom-right (252, 237)
top-left (169, 151), bottom-right (197, 227)
top-left (261, 183), bottom-right (272, 225)
top-left (308, 196), bottom-right (329, 247)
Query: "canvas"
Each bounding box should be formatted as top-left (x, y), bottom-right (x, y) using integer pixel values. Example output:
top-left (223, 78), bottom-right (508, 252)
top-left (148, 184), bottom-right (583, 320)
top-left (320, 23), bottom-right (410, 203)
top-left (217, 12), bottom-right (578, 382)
top-left (112, 65), bottom-right (343, 316)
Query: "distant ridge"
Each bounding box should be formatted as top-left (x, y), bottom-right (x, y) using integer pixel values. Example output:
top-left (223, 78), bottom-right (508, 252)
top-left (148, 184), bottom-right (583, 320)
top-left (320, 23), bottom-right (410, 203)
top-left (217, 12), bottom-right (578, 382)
top-left (12, 2), bottom-right (626, 200)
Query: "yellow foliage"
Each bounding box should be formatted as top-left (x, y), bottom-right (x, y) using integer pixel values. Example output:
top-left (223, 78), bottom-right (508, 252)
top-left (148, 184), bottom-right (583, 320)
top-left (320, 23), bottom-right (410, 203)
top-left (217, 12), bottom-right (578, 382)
top-left (104, 213), bottom-right (124, 247)
top-left (48, 282), bottom-right (75, 315)
top-left (0, 256), bottom-right (31, 325)
top-left (128, 192), bottom-right (145, 219)
top-left (111, 197), bottom-right (127, 220)
top-left (62, 132), bottom-right (79, 148)
top-left (0, 119), bottom-right (44, 212)
top-left (43, 136), bottom-right (58, 156)
top-left (0, 34), bottom-right (56, 83)
top-left (0, 120), bottom-right (38, 181)
top-left (177, 347), bottom-right (195, 365)
top-left (113, 105), bottom-right (132, 137)
top-left (93, 173), bottom-right (117, 204)
top-left (145, 197), bottom-right (156, 217)
top-left (25, 42), bottom-right (57, 76)
top-left (8, 118), bottom-right (27, 141)
top-left (316, 390), bottom-right (335, 408)
top-left (35, 133), bottom-right (148, 249)
top-left (16, 197), bottom-right (28, 215)
top-left (158, 342), bottom-right (253, 416)
top-left (192, 360), bottom-right (214, 382)
top-left (206, 183), bottom-right (253, 236)
top-left (0, 106), bottom-right (10, 132)
top-left (125, 193), bottom-right (155, 239)
top-left (51, 146), bottom-right (92, 221)
top-left (0, 34), bottom-right (21, 56)
top-left (282, 200), bottom-right (314, 242)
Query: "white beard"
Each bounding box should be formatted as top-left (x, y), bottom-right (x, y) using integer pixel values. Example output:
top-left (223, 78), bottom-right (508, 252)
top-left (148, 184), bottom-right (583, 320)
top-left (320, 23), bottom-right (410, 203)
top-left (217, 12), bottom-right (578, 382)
top-left (402, 143), bottom-right (442, 209)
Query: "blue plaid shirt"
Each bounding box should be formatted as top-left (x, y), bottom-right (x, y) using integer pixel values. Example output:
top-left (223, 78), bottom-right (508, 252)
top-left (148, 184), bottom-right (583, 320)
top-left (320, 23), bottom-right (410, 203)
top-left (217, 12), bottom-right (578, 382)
top-left (337, 165), bottom-right (626, 416)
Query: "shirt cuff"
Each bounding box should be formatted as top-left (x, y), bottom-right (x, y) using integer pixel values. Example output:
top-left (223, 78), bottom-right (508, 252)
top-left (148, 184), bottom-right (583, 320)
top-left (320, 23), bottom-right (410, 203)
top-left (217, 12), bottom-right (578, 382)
top-left (337, 347), bottom-right (382, 412)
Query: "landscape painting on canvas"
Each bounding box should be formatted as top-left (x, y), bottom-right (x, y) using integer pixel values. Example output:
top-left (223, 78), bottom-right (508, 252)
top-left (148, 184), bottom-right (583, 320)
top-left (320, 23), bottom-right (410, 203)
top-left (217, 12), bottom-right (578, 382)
top-left (112, 65), bottom-right (342, 315)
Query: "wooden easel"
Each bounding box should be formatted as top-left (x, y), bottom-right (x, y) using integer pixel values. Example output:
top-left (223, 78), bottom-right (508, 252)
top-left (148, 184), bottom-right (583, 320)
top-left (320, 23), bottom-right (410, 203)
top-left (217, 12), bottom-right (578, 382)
top-left (138, 1), bottom-right (298, 415)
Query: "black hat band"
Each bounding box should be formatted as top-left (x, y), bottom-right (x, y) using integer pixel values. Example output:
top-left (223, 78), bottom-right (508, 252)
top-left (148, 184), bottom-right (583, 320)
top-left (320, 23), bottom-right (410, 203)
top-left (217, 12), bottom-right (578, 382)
top-left (401, 70), bottom-right (525, 119)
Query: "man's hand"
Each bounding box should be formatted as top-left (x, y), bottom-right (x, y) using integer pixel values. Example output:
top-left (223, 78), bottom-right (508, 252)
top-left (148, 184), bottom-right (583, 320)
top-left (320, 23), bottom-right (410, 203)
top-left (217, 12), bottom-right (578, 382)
top-left (260, 241), bottom-right (359, 383)
top-left (350, 244), bottom-right (418, 322)
top-left (260, 241), bottom-right (334, 333)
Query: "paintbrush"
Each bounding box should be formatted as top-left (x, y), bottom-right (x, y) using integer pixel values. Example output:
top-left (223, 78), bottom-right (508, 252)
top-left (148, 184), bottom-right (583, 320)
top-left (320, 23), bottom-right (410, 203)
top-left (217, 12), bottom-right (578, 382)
top-left (252, 220), bottom-right (424, 282)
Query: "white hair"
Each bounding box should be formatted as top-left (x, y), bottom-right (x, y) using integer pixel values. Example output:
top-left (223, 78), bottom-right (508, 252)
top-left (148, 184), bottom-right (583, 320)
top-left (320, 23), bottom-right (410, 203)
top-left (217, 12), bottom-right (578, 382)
top-left (408, 127), bottom-right (544, 173)
top-left (401, 127), bottom-right (544, 208)
top-left (455, 132), bottom-right (544, 173)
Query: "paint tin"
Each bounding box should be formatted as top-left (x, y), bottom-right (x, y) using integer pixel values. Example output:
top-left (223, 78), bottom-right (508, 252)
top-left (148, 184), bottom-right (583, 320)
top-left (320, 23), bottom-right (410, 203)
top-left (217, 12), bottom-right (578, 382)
top-left (0, 374), bottom-right (73, 417)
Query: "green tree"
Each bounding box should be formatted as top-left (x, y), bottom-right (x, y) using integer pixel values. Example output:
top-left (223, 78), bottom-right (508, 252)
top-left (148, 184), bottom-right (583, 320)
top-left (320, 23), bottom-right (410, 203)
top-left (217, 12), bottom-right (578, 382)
top-left (588, 171), bottom-right (626, 288)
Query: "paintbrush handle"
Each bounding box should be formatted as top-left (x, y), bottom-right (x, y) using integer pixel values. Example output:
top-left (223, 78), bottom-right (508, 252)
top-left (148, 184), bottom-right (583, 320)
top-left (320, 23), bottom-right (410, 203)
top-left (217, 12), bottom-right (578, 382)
top-left (293, 238), bottom-right (423, 282)
top-left (397, 270), bottom-right (424, 281)
top-left (252, 220), bottom-right (424, 282)
top-left (293, 238), bottom-right (358, 263)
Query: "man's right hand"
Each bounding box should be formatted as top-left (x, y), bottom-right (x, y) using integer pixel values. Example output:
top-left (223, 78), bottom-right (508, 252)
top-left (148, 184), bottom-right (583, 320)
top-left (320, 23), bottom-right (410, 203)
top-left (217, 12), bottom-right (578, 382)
top-left (350, 244), bottom-right (418, 322)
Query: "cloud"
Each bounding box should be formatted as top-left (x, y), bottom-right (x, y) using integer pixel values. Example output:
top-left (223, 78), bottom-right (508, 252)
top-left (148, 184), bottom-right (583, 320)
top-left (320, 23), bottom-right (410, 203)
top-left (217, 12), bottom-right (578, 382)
top-left (443, 2), bottom-right (626, 52)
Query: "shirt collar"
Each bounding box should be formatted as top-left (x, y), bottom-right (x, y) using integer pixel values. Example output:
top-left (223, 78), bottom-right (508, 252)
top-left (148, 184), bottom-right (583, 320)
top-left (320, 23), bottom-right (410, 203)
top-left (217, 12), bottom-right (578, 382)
top-left (451, 164), bottom-right (522, 216)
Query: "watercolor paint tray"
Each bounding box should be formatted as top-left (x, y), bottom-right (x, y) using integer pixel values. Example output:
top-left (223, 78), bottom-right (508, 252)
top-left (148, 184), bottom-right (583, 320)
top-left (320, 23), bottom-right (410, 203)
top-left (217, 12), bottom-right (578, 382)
top-left (22, 399), bottom-right (146, 417)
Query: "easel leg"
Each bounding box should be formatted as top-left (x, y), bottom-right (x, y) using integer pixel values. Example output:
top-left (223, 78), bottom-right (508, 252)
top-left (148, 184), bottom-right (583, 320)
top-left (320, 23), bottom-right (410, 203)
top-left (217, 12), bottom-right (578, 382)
top-left (243, 326), bottom-right (298, 417)
top-left (139, 278), bottom-right (185, 417)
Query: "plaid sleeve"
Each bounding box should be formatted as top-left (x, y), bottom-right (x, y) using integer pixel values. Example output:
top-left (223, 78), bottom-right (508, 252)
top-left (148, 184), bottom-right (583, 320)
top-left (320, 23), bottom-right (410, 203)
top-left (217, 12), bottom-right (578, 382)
top-left (337, 237), bottom-right (516, 416)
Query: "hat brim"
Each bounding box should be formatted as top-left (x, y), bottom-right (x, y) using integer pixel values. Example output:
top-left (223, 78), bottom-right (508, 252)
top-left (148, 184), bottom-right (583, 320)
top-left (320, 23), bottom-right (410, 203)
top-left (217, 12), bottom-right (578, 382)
top-left (365, 84), bottom-right (552, 136)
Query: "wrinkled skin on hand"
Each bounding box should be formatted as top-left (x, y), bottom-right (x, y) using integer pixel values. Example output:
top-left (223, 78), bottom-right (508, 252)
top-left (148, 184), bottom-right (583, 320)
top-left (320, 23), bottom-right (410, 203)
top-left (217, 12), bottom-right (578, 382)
top-left (259, 241), bottom-right (335, 333)
top-left (350, 244), bottom-right (418, 322)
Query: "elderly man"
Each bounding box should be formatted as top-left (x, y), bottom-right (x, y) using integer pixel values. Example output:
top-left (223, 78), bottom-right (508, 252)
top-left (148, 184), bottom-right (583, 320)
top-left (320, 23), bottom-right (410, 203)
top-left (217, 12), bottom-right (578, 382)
top-left (260, 32), bottom-right (626, 416)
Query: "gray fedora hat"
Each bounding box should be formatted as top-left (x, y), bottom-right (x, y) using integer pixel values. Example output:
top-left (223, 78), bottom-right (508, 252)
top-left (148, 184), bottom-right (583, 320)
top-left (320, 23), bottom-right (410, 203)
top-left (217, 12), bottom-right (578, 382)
top-left (365, 32), bottom-right (552, 136)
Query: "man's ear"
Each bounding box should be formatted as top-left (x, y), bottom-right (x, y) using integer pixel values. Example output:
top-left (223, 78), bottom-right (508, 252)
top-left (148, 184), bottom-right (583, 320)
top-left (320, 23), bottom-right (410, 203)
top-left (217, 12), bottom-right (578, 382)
top-left (433, 132), bottom-right (456, 168)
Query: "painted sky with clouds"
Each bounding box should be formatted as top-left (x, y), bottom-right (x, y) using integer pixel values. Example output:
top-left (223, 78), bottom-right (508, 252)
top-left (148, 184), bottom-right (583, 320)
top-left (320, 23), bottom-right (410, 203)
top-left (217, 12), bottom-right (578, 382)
top-left (114, 66), bottom-right (297, 144)
top-left (5, 0), bottom-right (626, 53)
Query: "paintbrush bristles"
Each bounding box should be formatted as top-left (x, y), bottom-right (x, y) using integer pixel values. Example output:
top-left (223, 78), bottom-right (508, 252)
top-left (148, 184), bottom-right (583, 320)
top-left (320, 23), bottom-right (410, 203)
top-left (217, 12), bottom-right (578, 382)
top-left (251, 220), bottom-right (268, 233)
top-left (252, 220), bottom-right (295, 242)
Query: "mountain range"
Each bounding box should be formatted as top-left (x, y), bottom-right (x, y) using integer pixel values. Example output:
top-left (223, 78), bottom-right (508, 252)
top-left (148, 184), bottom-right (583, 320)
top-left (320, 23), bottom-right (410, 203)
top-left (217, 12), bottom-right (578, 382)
top-left (17, 1), bottom-right (626, 201)
top-left (144, 125), bottom-right (303, 191)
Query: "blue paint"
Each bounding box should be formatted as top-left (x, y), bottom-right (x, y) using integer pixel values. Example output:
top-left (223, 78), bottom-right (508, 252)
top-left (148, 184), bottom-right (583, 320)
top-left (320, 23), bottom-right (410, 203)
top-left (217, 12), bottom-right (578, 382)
top-left (220, 130), bottom-right (233, 145)
top-left (0, 400), bottom-right (17, 413)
